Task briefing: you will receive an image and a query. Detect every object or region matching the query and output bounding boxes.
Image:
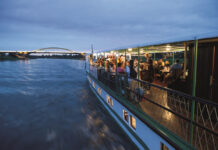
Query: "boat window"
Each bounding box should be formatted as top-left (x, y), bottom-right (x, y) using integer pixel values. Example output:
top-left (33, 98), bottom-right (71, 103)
top-left (123, 110), bottom-right (129, 122)
top-left (107, 95), bottom-right (110, 103)
top-left (106, 95), bottom-right (113, 106)
top-left (98, 88), bottom-right (102, 95)
top-left (110, 98), bottom-right (113, 106)
top-left (130, 116), bottom-right (136, 130)
top-left (161, 143), bottom-right (169, 150)
top-left (92, 81), bottom-right (95, 88)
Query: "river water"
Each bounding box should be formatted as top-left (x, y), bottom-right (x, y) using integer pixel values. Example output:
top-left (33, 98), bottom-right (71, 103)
top-left (0, 59), bottom-right (136, 150)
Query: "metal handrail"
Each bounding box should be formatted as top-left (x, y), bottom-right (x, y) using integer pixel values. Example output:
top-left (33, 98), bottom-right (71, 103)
top-left (93, 68), bottom-right (218, 129)
top-left (133, 78), bottom-right (218, 107)
top-left (89, 66), bottom-right (218, 149)
top-left (90, 65), bottom-right (218, 106)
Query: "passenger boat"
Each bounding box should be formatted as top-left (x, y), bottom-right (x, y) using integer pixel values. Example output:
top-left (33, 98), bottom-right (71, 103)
top-left (85, 33), bottom-right (218, 150)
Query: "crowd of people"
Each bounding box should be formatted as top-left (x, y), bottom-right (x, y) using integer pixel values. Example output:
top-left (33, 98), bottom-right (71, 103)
top-left (89, 54), bottom-right (184, 102)
top-left (91, 54), bottom-right (184, 86)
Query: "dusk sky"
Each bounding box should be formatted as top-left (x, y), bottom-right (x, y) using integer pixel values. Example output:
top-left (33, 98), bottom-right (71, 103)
top-left (0, 0), bottom-right (218, 52)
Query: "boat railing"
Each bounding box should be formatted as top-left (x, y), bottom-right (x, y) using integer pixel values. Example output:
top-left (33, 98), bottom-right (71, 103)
top-left (89, 64), bottom-right (98, 79)
top-left (132, 78), bottom-right (218, 150)
top-left (88, 65), bottom-right (218, 150)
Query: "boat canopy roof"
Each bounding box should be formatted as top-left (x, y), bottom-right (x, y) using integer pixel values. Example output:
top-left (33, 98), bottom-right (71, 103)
top-left (96, 31), bottom-right (218, 55)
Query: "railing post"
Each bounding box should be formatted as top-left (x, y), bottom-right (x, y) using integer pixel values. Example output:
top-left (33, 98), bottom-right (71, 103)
top-left (137, 48), bottom-right (140, 82)
top-left (172, 52), bottom-right (175, 64)
top-left (183, 43), bottom-right (187, 79)
top-left (137, 48), bottom-right (140, 101)
top-left (115, 54), bottom-right (117, 75)
top-left (84, 54), bottom-right (87, 71)
top-left (190, 39), bottom-right (198, 145)
top-left (125, 49), bottom-right (126, 70)
top-left (115, 54), bottom-right (118, 92)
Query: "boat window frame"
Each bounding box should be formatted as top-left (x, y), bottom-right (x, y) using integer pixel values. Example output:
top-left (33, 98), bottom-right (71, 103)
top-left (109, 98), bottom-right (113, 106)
top-left (123, 110), bottom-right (129, 123)
top-left (161, 143), bottom-right (170, 150)
top-left (106, 95), bottom-right (113, 106)
top-left (98, 87), bottom-right (102, 95)
top-left (92, 81), bottom-right (95, 88)
top-left (130, 115), bottom-right (136, 130)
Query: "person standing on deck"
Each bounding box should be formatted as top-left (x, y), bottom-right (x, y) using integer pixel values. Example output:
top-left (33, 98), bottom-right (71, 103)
top-left (130, 60), bottom-right (138, 101)
top-left (133, 58), bottom-right (138, 73)
top-left (117, 63), bottom-right (125, 73)
top-left (125, 61), bottom-right (130, 77)
top-left (170, 59), bottom-right (182, 72)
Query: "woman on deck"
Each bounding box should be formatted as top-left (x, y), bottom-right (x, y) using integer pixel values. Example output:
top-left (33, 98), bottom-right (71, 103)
top-left (117, 63), bottom-right (125, 73)
top-left (129, 60), bottom-right (138, 101)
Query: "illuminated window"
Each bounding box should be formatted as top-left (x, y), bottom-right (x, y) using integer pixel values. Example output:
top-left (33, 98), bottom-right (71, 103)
top-left (106, 95), bottom-right (113, 106)
top-left (107, 95), bottom-right (110, 103)
top-left (130, 116), bottom-right (136, 130)
top-left (92, 81), bottom-right (95, 88)
top-left (161, 143), bottom-right (169, 150)
top-left (98, 88), bottom-right (102, 95)
top-left (109, 98), bottom-right (113, 106)
top-left (123, 110), bottom-right (129, 123)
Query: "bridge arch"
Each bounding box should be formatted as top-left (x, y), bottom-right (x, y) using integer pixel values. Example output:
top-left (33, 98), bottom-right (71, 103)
top-left (32, 47), bottom-right (77, 53)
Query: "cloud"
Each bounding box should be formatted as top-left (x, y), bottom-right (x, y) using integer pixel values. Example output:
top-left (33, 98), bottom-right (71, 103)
top-left (0, 0), bottom-right (218, 51)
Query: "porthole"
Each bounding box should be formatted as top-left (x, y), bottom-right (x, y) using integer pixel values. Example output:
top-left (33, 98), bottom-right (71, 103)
top-left (123, 110), bottom-right (129, 123)
top-left (130, 116), bottom-right (136, 130)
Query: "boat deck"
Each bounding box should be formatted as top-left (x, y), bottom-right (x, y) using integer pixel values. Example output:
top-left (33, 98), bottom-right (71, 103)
top-left (88, 68), bottom-right (218, 150)
top-left (138, 85), bottom-right (218, 150)
top-left (139, 86), bottom-right (190, 142)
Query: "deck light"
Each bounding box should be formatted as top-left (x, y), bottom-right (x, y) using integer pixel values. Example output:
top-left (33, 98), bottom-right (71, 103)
top-left (166, 45), bottom-right (171, 51)
top-left (128, 48), bottom-right (132, 51)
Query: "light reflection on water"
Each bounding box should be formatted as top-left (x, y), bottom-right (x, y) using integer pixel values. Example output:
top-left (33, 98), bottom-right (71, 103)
top-left (0, 59), bottom-right (136, 150)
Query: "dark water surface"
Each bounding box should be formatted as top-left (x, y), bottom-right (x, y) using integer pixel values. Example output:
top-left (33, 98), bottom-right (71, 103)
top-left (0, 59), bottom-right (137, 150)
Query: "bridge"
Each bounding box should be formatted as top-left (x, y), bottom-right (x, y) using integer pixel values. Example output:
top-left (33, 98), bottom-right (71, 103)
top-left (31, 47), bottom-right (79, 54)
top-left (0, 47), bottom-right (84, 54)
top-left (0, 47), bottom-right (86, 59)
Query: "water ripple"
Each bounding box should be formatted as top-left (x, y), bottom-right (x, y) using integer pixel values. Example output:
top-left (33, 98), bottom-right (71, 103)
top-left (0, 59), bottom-right (136, 150)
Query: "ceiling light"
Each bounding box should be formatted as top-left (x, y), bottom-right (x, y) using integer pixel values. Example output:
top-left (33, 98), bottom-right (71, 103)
top-left (128, 48), bottom-right (132, 51)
